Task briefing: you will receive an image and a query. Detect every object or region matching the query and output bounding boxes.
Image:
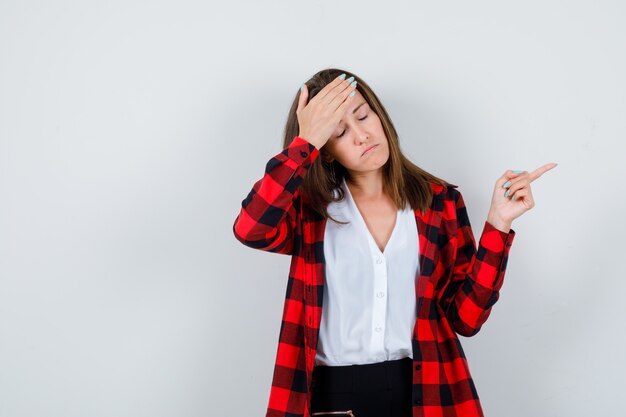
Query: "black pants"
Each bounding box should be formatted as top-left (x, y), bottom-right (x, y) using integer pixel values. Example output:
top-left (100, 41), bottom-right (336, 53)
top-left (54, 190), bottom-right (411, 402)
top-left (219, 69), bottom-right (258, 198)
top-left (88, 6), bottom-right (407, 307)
top-left (310, 357), bottom-right (413, 417)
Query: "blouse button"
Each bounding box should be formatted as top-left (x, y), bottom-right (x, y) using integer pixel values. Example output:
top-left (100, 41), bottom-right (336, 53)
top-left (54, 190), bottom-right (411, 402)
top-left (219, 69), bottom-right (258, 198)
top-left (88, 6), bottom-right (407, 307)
top-left (300, 151), bottom-right (308, 157)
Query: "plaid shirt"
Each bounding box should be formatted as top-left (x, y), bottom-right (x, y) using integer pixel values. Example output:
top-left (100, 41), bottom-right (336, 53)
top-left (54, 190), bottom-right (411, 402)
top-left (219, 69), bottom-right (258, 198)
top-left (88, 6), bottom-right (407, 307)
top-left (233, 136), bottom-right (516, 417)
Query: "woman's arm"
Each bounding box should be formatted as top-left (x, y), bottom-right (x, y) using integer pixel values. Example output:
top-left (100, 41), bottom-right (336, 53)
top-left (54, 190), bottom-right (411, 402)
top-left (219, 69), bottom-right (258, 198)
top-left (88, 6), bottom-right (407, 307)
top-left (232, 136), bottom-right (319, 255)
top-left (438, 163), bottom-right (556, 336)
top-left (233, 75), bottom-right (358, 255)
top-left (438, 189), bottom-right (516, 337)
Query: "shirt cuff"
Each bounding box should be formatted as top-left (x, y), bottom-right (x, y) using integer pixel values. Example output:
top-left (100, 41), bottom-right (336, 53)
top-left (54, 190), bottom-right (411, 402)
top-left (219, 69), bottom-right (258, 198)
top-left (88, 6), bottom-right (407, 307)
top-left (481, 220), bottom-right (516, 252)
top-left (285, 136), bottom-right (320, 164)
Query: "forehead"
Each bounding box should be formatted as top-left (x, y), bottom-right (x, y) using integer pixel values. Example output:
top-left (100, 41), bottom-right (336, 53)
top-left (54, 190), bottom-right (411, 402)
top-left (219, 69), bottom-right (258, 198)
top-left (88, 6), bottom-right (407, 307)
top-left (350, 90), bottom-right (366, 107)
top-left (343, 91), bottom-right (369, 115)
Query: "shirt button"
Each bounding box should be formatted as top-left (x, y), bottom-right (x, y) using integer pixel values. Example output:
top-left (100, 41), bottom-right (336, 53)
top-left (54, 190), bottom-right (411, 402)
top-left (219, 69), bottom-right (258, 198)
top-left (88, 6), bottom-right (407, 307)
top-left (376, 257), bottom-right (383, 264)
top-left (414, 398), bottom-right (422, 405)
top-left (375, 326), bottom-right (382, 332)
top-left (300, 151), bottom-right (308, 157)
top-left (377, 291), bottom-right (385, 298)
top-left (415, 364), bottom-right (421, 370)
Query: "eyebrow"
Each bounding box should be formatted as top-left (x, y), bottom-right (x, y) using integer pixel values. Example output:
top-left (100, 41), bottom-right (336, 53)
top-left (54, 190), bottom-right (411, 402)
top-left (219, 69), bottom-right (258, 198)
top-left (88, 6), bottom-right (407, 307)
top-left (339, 102), bottom-right (367, 125)
top-left (351, 102), bottom-right (367, 114)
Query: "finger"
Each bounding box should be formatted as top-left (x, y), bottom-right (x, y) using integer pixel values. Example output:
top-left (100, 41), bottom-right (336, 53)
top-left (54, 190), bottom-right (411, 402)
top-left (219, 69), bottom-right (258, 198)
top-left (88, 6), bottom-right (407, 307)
top-left (335, 95), bottom-right (356, 123)
top-left (510, 187), bottom-right (535, 208)
top-left (335, 87), bottom-right (357, 117)
top-left (328, 78), bottom-right (357, 110)
top-left (504, 178), bottom-right (529, 198)
top-left (319, 74), bottom-right (351, 101)
top-left (503, 171), bottom-right (532, 189)
top-left (296, 83), bottom-right (309, 113)
top-left (528, 162), bottom-right (558, 182)
top-left (497, 170), bottom-right (525, 188)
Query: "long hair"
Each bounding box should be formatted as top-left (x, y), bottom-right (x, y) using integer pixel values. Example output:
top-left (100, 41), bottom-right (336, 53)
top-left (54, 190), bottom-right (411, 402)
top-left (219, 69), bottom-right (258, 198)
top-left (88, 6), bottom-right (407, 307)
top-left (282, 68), bottom-right (452, 224)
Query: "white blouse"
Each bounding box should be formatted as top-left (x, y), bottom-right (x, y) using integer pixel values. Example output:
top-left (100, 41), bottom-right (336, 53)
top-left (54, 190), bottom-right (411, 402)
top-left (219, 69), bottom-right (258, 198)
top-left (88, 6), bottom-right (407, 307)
top-left (314, 176), bottom-right (420, 367)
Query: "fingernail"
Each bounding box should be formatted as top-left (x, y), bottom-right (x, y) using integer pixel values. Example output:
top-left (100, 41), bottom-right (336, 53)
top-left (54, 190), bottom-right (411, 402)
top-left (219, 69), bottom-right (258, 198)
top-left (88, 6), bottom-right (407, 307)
top-left (349, 91), bottom-right (356, 97)
top-left (347, 76), bottom-right (355, 83)
top-left (339, 73), bottom-right (346, 80)
top-left (512, 195), bottom-right (516, 201)
top-left (504, 189), bottom-right (510, 197)
top-left (350, 80), bottom-right (357, 88)
top-left (300, 83), bottom-right (304, 91)
top-left (503, 181), bottom-right (511, 188)
top-left (514, 170), bottom-right (523, 174)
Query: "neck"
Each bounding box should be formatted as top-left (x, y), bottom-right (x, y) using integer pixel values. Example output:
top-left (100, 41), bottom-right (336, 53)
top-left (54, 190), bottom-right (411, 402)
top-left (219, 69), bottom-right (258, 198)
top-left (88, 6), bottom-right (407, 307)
top-left (345, 170), bottom-right (385, 200)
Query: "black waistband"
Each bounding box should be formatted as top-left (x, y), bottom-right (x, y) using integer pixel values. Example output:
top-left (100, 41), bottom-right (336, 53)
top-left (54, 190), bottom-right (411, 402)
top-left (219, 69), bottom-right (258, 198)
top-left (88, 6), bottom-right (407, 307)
top-left (312, 357), bottom-right (412, 393)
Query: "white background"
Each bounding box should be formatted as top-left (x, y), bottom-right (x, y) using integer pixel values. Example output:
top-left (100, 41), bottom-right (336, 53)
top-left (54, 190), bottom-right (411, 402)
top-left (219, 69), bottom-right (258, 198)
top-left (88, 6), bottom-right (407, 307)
top-left (1, 1), bottom-right (624, 416)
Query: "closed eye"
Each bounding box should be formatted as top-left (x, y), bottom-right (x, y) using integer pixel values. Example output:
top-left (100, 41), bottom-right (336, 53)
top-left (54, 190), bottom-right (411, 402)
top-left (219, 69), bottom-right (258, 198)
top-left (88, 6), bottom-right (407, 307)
top-left (337, 115), bottom-right (368, 138)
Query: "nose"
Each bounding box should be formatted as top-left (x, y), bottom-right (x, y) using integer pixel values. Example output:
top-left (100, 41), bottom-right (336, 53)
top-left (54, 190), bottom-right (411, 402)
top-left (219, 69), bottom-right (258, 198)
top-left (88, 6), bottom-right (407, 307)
top-left (351, 125), bottom-right (368, 145)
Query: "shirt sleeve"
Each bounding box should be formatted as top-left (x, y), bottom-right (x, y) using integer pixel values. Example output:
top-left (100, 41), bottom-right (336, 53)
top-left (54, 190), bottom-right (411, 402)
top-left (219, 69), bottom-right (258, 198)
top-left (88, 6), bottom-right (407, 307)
top-left (438, 189), bottom-right (516, 337)
top-left (232, 136), bottom-right (319, 255)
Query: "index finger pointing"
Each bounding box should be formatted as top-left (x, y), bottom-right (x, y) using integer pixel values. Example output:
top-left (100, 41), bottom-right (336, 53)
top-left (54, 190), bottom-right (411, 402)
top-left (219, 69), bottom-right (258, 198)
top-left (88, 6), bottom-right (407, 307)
top-left (528, 162), bottom-right (558, 182)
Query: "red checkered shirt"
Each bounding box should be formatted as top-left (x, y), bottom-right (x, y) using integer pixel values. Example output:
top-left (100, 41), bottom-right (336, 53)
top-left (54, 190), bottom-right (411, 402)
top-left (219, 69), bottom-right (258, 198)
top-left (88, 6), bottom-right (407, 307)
top-left (233, 136), bottom-right (516, 417)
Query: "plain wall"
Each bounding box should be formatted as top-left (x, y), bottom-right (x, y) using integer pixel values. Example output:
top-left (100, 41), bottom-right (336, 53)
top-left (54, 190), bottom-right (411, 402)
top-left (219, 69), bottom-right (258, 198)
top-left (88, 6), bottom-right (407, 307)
top-left (1, 1), bottom-right (624, 416)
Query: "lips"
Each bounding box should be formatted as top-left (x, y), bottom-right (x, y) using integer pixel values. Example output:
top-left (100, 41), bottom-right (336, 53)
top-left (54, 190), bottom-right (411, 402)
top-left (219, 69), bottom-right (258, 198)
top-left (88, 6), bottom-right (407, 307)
top-left (362, 144), bottom-right (378, 156)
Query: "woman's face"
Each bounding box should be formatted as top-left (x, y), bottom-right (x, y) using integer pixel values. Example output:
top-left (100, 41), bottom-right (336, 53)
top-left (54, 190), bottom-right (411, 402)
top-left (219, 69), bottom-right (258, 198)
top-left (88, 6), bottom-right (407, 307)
top-left (322, 90), bottom-right (390, 175)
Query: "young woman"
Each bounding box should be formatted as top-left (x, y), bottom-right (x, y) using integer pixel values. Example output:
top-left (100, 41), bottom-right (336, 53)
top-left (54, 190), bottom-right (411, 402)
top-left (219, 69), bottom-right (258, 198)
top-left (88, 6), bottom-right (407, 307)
top-left (233, 68), bottom-right (556, 417)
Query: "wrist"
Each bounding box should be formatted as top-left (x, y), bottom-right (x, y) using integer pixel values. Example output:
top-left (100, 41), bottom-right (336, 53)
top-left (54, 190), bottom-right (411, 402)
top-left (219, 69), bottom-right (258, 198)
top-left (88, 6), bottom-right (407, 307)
top-left (487, 211), bottom-right (512, 233)
top-left (296, 133), bottom-right (319, 150)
